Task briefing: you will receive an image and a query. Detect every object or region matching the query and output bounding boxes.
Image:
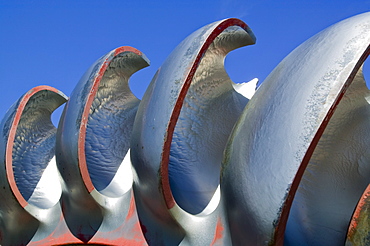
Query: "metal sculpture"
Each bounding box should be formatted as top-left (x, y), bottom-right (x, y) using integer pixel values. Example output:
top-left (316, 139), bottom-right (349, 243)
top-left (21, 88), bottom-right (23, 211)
top-left (55, 46), bottom-right (149, 245)
top-left (0, 13), bottom-right (369, 246)
top-left (130, 18), bottom-right (256, 245)
top-left (0, 86), bottom-right (67, 245)
top-left (221, 12), bottom-right (370, 245)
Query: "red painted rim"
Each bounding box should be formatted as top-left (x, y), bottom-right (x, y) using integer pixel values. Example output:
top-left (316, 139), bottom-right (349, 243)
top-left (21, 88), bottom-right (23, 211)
top-left (77, 46), bottom-right (143, 193)
top-left (5, 85), bottom-right (65, 208)
top-left (159, 18), bottom-right (251, 210)
top-left (346, 184), bottom-right (370, 241)
top-left (273, 46), bottom-right (370, 245)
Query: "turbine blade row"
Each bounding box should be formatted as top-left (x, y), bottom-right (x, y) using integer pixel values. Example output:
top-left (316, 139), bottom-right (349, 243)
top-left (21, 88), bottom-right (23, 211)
top-left (0, 13), bottom-right (369, 245)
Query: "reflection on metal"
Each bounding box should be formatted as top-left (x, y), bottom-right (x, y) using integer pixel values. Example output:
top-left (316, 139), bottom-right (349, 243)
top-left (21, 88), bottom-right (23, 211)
top-left (55, 46), bottom-right (149, 245)
top-left (0, 13), bottom-right (369, 246)
top-left (221, 12), bottom-right (370, 246)
top-left (0, 86), bottom-right (67, 245)
top-left (130, 18), bottom-right (256, 245)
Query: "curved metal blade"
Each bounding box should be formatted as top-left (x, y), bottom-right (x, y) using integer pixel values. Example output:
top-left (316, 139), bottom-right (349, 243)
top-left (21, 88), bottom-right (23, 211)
top-left (285, 66), bottom-right (370, 245)
top-left (221, 12), bottom-right (370, 245)
top-left (56, 46), bottom-right (149, 244)
top-left (0, 85), bottom-right (67, 245)
top-left (131, 18), bottom-right (256, 245)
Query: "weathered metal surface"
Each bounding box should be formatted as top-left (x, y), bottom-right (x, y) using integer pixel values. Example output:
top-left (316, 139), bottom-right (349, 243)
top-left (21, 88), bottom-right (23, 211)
top-left (0, 13), bottom-right (369, 245)
top-left (346, 184), bottom-right (370, 246)
top-left (0, 86), bottom-right (67, 245)
top-left (55, 46), bottom-right (149, 245)
top-left (221, 12), bottom-right (370, 245)
top-left (284, 66), bottom-right (370, 246)
top-left (130, 18), bottom-right (256, 245)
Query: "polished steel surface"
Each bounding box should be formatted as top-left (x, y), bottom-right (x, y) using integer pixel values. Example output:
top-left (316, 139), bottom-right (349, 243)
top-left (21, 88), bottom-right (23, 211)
top-left (0, 13), bottom-right (369, 245)
top-left (130, 18), bottom-right (256, 245)
top-left (0, 86), bottom-right (67, 245)
top-left (55, 46), bottom-right (149, 244)
top-left (346, 184), bottom-right (370, 246)
top-left (221, 12), bottom-right (370, 245)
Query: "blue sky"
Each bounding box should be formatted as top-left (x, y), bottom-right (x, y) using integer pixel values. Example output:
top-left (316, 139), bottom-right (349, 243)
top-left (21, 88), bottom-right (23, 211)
top-left (0, 1), bottom-right (369, 124)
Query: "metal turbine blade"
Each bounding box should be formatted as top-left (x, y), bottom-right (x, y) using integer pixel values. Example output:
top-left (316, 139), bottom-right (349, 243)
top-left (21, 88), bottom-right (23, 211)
top-left (0, 86), bottom-right (67, 245)
top-left (221, 12), bottom-right (370, 245)
top-left (55, 46), bottom-right (149, 244)
top-left (131, 18), bottom-right (256, 245)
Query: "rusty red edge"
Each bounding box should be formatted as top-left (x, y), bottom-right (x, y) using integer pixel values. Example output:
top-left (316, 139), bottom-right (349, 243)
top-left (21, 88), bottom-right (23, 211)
top-left (210, 217), bottom-right (224, 245)
top-left (78, 46), bottom-right (143, 193)
top-left (5, 85), bottom-right (65, 208)
top-left (346, 184), bottom-right (370, 240)
top-left (273, 45), bottom-right (370, 245)
top-left (160, 18), bottom-right (251, 209)
top-left (30, 190), bottom-right (146, 245)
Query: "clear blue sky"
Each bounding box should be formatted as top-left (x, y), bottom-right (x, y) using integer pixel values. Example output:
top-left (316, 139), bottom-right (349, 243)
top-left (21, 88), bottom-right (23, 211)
top-left (1, 1), bottom-right (369, 124)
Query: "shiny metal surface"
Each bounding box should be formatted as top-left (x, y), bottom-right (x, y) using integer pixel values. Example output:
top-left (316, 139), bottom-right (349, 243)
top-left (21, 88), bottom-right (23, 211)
top-left (130, 18), bottom-right (256, 245)
top-left (0, 13), bottom-right (369, 245)
top-left (221, 12), bottom-right (370, 245)
top-left (285, 67), bottom-right (370, 246)
top-left (0, 86), bottom-right (67, 245)
top-left (55, 46), bottom-right (149, 244)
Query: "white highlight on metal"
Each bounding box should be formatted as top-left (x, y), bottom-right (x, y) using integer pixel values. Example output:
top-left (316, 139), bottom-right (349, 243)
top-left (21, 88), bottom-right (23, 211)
top-left (196, 185), bottom-right (221, 216)
top-left (286, 67), bottom-right (370, 245)
top-left (100, 149), bottom-right (134, 197)
top-left (27, 156), bottom-right (62, 209)
top-left (221, 12), bottom-right (370, 245)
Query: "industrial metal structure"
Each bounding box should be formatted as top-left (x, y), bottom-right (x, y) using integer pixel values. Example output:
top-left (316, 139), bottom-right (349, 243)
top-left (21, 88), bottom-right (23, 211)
top-left (0, 13), bottom-right (369, 246)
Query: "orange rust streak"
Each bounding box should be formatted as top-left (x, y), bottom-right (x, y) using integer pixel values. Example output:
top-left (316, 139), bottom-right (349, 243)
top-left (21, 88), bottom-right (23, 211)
top-left (210, 217), bottom-right (224, 245)
top-left (30, 193), bottom-right (148, 245)
top-left (347, 184), bottom-right (370, 239)
top-left (30, 214), bottom-right (80, 245)
top-left (126, 190), bottom-right (137, 220)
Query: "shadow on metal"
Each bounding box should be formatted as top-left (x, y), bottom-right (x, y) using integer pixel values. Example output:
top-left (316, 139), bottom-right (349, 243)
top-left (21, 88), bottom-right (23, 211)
top-left (0, 86), bottom-right (67, 245)
top-left (221, 12), bottom-right (370, 246)
top-left (0, 14), bottom-right (370, 246)
top-left (130, 18), bottom-right (256, 245)
top-left (55, 46), bottom-right (149, 244)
